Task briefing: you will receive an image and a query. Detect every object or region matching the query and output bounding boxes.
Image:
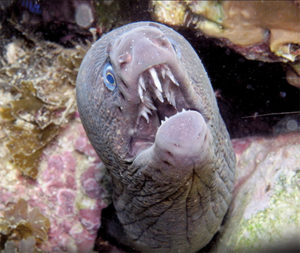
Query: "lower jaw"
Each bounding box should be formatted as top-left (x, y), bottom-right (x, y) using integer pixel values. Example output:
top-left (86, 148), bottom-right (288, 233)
top-left (129, 108), bottom-right (201, 159)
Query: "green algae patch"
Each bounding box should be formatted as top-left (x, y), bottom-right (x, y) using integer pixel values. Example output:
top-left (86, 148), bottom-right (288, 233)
top-left (210, 136), bottom-right (300, 253)
top-left (0, 39), bottom-right (88, 179)
top-left (0, 199), bottom-right (50, 252)
top-left (231, 170), bottom-right (300, 252)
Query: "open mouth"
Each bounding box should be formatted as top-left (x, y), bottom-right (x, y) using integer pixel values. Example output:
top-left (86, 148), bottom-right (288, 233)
top-left (129, 63), bottom-right (194, 157)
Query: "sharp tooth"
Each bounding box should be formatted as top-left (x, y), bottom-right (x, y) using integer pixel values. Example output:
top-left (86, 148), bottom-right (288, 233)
top-left (165, 66), bottom-right (180, 86)
top-left (154, 88), bottom-right (164, 103)
top-left (164, 116), bottom-right (169, 121)
top-left (140, 106), bottom-right (152, 123)
top-left (164, 79), bottom-right (177, 108)
top-left (144, 106), bottom-right (152, 115)
top-left (143, 95), bottom-right (157, 111)
top-left (149, 67), bottom-right (163, 92)
top-left (138, 84), bottom-right (144, 102)
top-left (139, 75), bottom-right (146, 90)
top-left (161, 67), bottom-right (166, 79)
top-left (166, 89), bottom-right (176, 108)
top-left (141, 111), bottom-right (149, 123)
top-left (182, 108), bottom-right (186, 112)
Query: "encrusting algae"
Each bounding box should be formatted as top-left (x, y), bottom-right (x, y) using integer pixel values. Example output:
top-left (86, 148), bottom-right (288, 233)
top-left (152, 0), bottom-right (300, 87)
top-left (0, 199), bottom-right (50, 253)
top-left (0, 39), bottom-right (89, 179)
top-left (152, 0), bottom-right (300, 62)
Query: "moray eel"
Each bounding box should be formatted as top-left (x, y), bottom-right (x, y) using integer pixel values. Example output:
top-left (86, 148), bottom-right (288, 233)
top-left (76, 21), bottom-right (236, 252)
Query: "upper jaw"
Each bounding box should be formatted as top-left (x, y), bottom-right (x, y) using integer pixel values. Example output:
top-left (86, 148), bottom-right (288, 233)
top-left (125, 62), bottom-right (200, 159)
top-left (136, 63), bottom-right (182, 124)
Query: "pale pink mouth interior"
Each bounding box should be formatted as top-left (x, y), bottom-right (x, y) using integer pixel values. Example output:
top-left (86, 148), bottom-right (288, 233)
top-left (129, 63), bottom-right (199, 158)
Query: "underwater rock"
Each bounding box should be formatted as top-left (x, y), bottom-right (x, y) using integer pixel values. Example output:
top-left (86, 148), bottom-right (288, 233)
top-left (0, 39), bottom-right (87, 179)
top-left (0, 0), bottom-right (96, 47)
top-left (210, 133), bottom-right (300, 252)
top-left (0, 3), bottom-right (299, 251)
top-left (0, 117), bottom-right (107, 252)
top-left (152, 0), bottom-right (300, 63)
top-left (0, 199), bottom-right (50, 252)
top-left (2, 0), bottom-right (151, 47)
top-left (151, 0), bottom-right (300, 87)
top-left (0, 21), bottom-right (108, 252)
top-left (286, 62), bottom-right (300, 89)
top-left (94, 0), bottom-right (151, 33)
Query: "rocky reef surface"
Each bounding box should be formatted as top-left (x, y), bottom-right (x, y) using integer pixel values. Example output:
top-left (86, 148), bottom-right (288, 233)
top-left (214, 134), bottom-right (300, 252)
top-left (152, 0), bottom-right (300, 89)
top-left (0, 117), bottom-right (106, 252)
top-left (0, 1), bottom-right (299, 252)
top-left (0, 12), bottom-right (106, 251)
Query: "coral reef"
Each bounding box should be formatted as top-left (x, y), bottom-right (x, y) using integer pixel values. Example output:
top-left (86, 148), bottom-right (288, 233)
top-left (0, 116), bottom-right (107, 252)
top-left (152, 0), bottom-right (300, 87)
top-left (0, 1), bottom-right (299, 252)
top-left (152, 0), bottom-right (300, 62)
top-left (0, 199), bottom-right (49, 253)
top-left (211, 133), bottom-right (300, 252)
top-left (0, 18), bottom-right (107, 252)
top-left (0, 38), bottom-right (86, 178)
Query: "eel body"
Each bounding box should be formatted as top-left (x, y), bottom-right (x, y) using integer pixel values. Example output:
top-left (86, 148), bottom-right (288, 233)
top-left (76, 21), bottom-right (236, 252)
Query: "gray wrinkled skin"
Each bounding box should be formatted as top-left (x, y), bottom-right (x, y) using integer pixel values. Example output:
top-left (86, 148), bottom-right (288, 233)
top-left (76, 21), bottom-right (235, 253)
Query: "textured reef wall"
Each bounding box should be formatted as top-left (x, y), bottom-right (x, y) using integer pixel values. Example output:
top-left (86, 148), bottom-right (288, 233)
top-left (0, 37), bottom-right (107, 252)
top-left (215, 133), bottom-right (300, 252)
top-left (0, 3), bottom-right (109, 249)
top-left (152, 0), bottom-right (300, 88)
top-left (0, 1), bottom-right (299, 252)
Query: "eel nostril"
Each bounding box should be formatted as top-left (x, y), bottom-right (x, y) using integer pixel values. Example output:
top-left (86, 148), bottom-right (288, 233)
top-left (157, 38), bottom-right (170, 49)
top-left (150, 35), bottom-right (170, 49)
top-left (120, 62), bottom-right (127, 69)
top-left (118, 51), bottom-right (132, 68)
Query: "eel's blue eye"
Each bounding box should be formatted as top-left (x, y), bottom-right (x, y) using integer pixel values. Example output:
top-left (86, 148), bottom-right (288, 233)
top-left (103, 63), bottom-right (117, 91)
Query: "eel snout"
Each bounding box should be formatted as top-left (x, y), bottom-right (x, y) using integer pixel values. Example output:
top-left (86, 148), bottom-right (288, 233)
top-left (110, 25), bottom-right (182, 88)
top-left (154, 110), bottom-right (212, 170)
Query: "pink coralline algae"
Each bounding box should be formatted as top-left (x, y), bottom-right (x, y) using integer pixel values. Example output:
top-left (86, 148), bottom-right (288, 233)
top-left (0, 116), bottom-right (107, 252)
top-left (80, 166), bottom-right (103, 199)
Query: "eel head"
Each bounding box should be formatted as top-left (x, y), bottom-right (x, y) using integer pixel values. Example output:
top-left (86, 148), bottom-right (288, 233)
top-left (85, 23), bottom-right (212, 169)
